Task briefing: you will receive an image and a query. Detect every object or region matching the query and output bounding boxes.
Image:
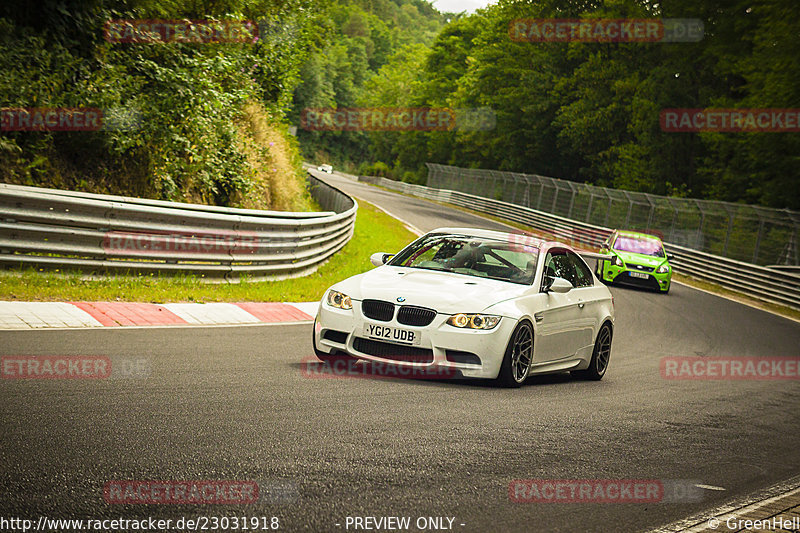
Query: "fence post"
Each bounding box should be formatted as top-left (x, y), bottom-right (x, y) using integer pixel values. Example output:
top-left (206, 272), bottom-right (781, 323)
top-left (644, 194), bottom-right (655, 233)
top-left (585, 186), bottom-right (594, 223)
top-left (566, 182), bottom-right (577, 220)
top-left (722, 204), bottom-right (735, 257)
top-left (623, 191), bottom-right (633, 227)
top-left (550, 186), bottom-right (559, 214)
top-left (752, 217), bottom-right (764, 264)
top-left (536, 177), bottom-right (545, 210)
top-left (695, 200), bottom-right (707, 252)
top-left (667, 198), bottom-right (679, 244)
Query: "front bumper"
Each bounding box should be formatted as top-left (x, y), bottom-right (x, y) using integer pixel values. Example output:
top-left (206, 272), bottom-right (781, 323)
top-left (314, 300), bottom-right (516, 379)
top-left (600, 261), bottom-right (671, 291)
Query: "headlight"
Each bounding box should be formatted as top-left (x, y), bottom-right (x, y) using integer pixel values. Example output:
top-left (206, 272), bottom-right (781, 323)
top-left (656, 264), bottom-right (670, 274)
top-left (447, 313), bottom-right (501, 330)
top-left (613, 255), bottom-right (624, 267)
top-left (326, 290), bottom-right (352, 310)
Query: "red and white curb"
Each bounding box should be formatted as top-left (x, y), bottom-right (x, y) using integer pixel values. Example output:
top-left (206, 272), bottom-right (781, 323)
top-left (0, 301), bottom-right (318, 329)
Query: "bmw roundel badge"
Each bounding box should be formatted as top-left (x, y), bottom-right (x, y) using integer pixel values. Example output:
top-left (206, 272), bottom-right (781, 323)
top-left (396, 297), bottom-right (406, 302)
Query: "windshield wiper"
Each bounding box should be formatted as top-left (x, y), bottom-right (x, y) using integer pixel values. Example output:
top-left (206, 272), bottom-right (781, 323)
top-left (410, 265), bottom-right (449, 272)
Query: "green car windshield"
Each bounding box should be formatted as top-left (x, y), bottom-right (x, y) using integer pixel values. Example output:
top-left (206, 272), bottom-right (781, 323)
top-left (388, 234), bottom-right (539, 285)
top-left (613, 236), bottom-right (665, 257)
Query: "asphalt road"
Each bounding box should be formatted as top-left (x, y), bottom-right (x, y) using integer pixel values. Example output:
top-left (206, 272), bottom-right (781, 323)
top-left (1, 175), bottom-right (799, 532)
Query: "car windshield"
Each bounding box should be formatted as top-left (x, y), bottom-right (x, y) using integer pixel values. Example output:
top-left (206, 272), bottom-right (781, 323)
top-left (388, 234), bottom-right (539, 285)
top-left (613, 236), bottom-right (665, 257)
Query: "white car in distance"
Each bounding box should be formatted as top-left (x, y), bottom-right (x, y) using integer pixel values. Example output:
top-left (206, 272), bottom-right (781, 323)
top-left (313, 228), bottom-right (615, 387)
top-left (317, 164), bottom-right (333, 174)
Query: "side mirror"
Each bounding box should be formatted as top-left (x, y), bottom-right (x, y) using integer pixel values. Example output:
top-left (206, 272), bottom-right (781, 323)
top-left (666, 254), bottom-right (674, 261)
top-left (370, 252), bottom-right (394, 266)
top-left (547, 277), bottom-right (573, 294)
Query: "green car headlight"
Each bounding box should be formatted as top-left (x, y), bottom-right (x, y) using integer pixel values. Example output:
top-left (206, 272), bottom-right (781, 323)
top-left (326, 290), bottom-right (352, 310)
top-left (447, 313), bottom-right (501, 330)
top-left (613, 255), bottom-right (625, 267)
top-left (656, 264), bottom-right (670, 274)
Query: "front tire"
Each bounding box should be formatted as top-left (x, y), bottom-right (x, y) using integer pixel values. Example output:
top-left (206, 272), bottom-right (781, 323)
top-left (572, 323), bottom-right (612, 381)
top-left (495, 321), bottom-right (534, 388)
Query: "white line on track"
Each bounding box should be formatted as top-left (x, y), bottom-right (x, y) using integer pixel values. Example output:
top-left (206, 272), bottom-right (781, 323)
top-left (358, 197), bottom-right (424, 236)
top-left (694, 484), bottom-right (726, 491)
top-left (649, 475), bottom-right (800, 532)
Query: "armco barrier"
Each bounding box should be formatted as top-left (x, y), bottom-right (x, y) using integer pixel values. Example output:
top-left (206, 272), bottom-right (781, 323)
top-left (376, 178), bottom-right (800, 311)
top-left (426, 163), bottom-right (800, 267)
top-left (0, 174), bottom-right (356, 281)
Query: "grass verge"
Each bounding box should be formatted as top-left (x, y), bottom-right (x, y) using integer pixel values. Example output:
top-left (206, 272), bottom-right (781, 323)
top-left (0, 200), bottom-right (416, 303)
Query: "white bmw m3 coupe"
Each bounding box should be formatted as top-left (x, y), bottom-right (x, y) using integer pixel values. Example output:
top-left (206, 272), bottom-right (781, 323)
top-left (312, 227), bottom-right (615, 387)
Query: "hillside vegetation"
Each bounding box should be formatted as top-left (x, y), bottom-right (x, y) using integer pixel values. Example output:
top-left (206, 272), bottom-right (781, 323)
top-left (0, 0), bottom-right (318, 211)
top-left (293, 0), bottom-right (799, 210)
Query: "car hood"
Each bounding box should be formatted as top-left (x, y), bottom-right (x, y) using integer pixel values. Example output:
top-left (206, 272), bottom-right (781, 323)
top-left (615, 251), bottom-right (666, 267)
top-left (333, 266), bottom-right (526, 314)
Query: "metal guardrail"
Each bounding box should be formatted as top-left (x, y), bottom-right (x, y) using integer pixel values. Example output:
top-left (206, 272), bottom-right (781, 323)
top-left (426, 163), bottom-right (800, 267)
top-left (376, 178), bottom-right (800, 311)
top-left (766, 265), bottom-right (800, 276)
top-left (0, 174), bottom-right (357, 282)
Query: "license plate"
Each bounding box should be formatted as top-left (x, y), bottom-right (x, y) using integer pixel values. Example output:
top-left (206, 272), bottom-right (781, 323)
top-left (629, 271), bottom-right (649, 279)
top-left (363, 323), bottom-right (420, 345)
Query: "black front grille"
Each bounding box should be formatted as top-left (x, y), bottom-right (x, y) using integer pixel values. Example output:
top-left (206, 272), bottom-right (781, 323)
top-left (397, 306), bottom-right (437, 326)
top-left (353, 338), bottom-right (433, 363)
top-left (619, 272), bottom-right (659, 289)
top-left (361, 299), bottom-right (395, 322)
top-left (322, 329), bottom-right (348, 344)
top-left (629, 264), bottom-right (655, 273)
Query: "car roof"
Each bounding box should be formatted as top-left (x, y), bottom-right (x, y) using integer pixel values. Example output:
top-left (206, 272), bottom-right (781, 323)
top-left (427, 227), bottom-right (566, 250)
top-left (615, 230), bottom-right (664, 242)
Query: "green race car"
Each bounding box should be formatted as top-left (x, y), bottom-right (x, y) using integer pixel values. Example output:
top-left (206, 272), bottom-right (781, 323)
top-left (596, 230), bottom-right (672, 293)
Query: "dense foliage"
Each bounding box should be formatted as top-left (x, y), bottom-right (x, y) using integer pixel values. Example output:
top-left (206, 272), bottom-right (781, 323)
top-left (289, 0), bottom-right (449, 177)
top-left (3, 0), bottom-right (796, 210)
top-left (0, 0), bottom-right (319, 210)
top-left (295, 0), bottom-right (799, 209)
